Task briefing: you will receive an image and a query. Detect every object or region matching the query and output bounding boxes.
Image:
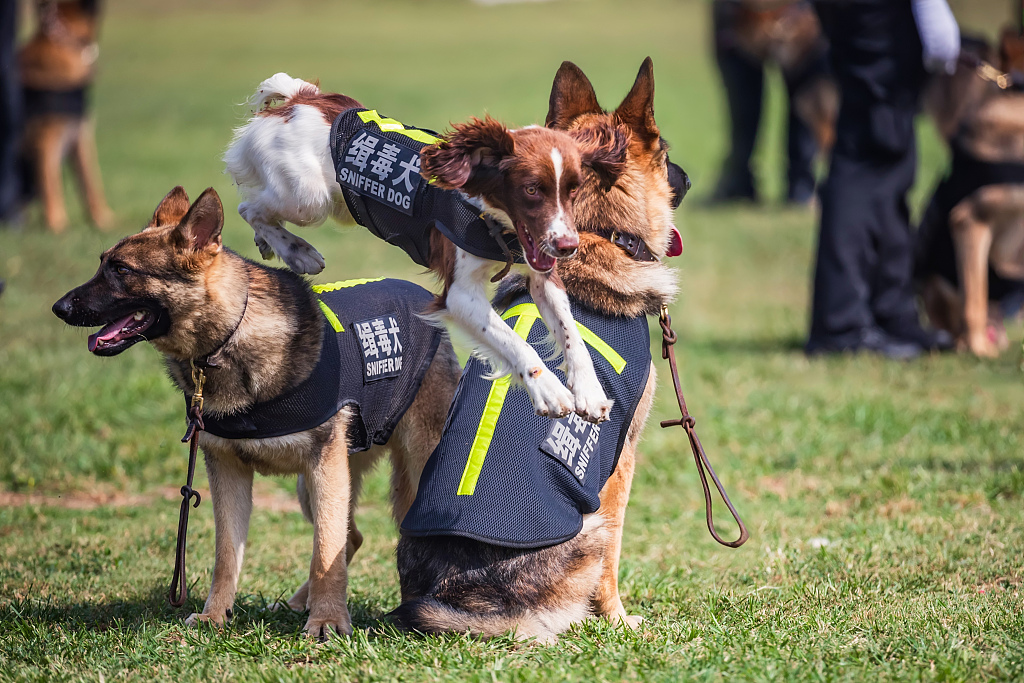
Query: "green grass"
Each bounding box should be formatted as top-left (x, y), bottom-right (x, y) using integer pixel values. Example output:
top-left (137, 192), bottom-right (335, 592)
top-left (1, 0), bottom-right (1023, 680)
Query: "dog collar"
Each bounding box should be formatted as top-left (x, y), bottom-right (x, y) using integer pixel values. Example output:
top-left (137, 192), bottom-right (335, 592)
top-left (590, 227), bottom-right (659, 263)
top-left (194, 279), bottom-right (250, 370)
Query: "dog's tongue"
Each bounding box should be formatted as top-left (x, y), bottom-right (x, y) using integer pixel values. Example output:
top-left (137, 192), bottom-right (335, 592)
top-left (528, 247), bottom-right (556, 272)
top-left (666, 227), bottom-right (683, 258)
top-left (87, 312), bottom-right (138, 353)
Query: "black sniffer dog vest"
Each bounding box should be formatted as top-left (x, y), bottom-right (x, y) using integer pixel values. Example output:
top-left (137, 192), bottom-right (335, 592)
top-left (916, 143), bottom-right (1024, 305)
top-left (23, 86), bottom-right (88, 119)
top-left (197, 278), bottom-right (442, 450)
top-left (329, 108), bottom-right (521, 267)
top-left (401, 291), bottom-right (652, 549)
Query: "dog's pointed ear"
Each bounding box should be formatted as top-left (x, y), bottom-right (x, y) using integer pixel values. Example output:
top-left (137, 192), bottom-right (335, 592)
top-left (614, 57), bottom-right (659, 142)
top-left (571, 121), bottom-right (630, 190)
top-left (420, 117), bottom-right (515, 192)
top-left (546, 61), bottom-right (602, 130)
top-left (174, 187), bottom-right (223, 253)
top-left (147, 186), bottom-right (191, 229)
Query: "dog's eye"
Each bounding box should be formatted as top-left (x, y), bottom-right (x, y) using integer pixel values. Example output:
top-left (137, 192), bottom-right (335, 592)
top-left (115, 265), bottom-right (131, 276)
top-left (525, 186), bottom-right (537, 196)
top-left (568, 184), bottom-right (579, 197)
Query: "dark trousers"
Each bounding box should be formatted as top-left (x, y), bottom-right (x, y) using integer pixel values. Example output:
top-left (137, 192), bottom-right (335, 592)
top-left (713, 2), bottom-right (820, 203)
top-left (0, 0), bottom-right (20, 220)
top-left (809, 0), bottom-right (926, 342)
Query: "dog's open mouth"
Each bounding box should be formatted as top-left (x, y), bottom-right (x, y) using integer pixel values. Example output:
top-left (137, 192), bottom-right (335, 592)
top-left (87, 307), bottom-right (168, 356)
top-left (515, 221), bottom-right (557, 273)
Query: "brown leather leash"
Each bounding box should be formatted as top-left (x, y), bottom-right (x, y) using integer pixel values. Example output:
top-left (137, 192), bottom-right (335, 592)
top-left (168, 361), bottom-right (206, 607)
top-left (658, 305), bottom-right (749, 548)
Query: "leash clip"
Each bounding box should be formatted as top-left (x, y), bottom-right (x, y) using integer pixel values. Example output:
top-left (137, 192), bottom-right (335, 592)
top-left (189, 360), bottom-right (206, 413)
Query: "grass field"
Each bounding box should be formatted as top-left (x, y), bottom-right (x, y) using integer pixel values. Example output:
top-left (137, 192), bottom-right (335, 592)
top-left (2, 0), bottom-right (1024, 680)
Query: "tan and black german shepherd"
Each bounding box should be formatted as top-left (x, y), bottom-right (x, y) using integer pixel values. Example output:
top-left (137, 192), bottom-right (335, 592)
top-left (20, 0), bottom-right (112, 232)
top-left (52, 186), bottom-right (461, 638)
top-left (391, 58), bottom-right (682, 643)
top-left (919, 32), bottom-right (1024, 357)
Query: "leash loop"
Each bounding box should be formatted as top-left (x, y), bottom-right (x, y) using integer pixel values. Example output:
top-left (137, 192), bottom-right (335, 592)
top-left (658, 305), bottom-right (749, 549)
top-left (169, 364), bottom-right (206, 608)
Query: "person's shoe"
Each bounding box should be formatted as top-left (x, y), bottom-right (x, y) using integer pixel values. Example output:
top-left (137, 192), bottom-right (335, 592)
top-left (805, 327), bottom-right (924, 360)
top-left (882, 322), bottom-right (955, 352)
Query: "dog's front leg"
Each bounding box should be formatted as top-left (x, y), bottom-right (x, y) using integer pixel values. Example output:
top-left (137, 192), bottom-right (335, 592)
top-left (952, 212), bottom-right (998, 357)
top-left (302, 432), bottom-right (353, 639)
top-left (185, 446), bottom-right (254, 628)
top-left (71, 119), bottom-right (113, 230)
top-left (529, 271), bottom-right (612, 423)
top-left (445, 251), bottom-right (574, 418)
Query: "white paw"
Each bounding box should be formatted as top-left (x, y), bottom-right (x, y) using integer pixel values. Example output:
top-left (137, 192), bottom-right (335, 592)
top-left (569, 373), bottom-right (613, 423)
top-left (279, 236), bottom-right (326, 275)
top-left (524, 367), bottom-right (574, 419)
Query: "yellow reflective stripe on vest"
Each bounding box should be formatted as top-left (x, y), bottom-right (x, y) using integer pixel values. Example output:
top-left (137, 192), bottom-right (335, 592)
top-left (455, 302), bottom-right (626, 496)
top-left (312, 277), bottom-right (386, 332)
top-left (357, 110), bottom-right (439, 146)
top-left (456, 308), bottom-right (541, 496)
top-left (318, 300), bottom-right (345, 332)
top-left (312, 277), bottom-right (385, 294)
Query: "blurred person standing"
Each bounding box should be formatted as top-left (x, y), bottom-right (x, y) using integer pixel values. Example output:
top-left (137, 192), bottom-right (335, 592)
top-left (0, 0), bottom-right (21, 227)
top-left (710, 0), bottom-right (831, 205)
top-left (805, 0), bottom-right (959, 358)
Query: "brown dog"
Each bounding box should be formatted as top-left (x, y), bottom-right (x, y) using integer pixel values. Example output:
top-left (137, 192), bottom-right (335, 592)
top-left (729, 0), bottom-right (837, 155)
top-left (19, 0), bottom-right (111, 232)
top-left (391, 58), bottom-right (686, 643)
top-left (52, 187), bottom-right (461, 638)
top-left (918, 33), bottom-right (1024, 357)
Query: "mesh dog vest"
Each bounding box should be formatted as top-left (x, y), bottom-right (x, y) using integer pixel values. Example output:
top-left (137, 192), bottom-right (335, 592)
top-left (198, 278), bottom-right (442, 450)
top-left (329, 108), bottom-right (521, 267)
top-left (401, 291), bottom-right (652, 549)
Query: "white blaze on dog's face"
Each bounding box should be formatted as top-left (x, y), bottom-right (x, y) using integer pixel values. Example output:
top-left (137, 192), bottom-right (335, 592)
top-left (420, 117), bottom-right (629, 273)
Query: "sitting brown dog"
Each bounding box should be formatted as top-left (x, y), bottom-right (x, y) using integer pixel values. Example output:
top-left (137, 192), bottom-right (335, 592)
top-left (19, 0), bottom-right (112, 232)
top-left (917, 32), bottom-right (1024, 357)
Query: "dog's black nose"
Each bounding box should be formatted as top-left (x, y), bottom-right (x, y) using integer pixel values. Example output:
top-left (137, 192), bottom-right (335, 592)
top-left (667, 159), bottom-right (689, 209)
top-left (52, 295), bottom-right (74, 320)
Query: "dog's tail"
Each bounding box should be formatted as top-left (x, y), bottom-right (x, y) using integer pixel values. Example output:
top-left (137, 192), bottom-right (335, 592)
top-left (387, 598), bottom-right (570, 643)
top-left (248, 73), bottom-right (319, 111)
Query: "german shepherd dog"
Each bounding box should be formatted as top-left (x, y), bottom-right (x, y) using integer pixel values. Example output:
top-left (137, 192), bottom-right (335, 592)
top-left (52, 187), bottom-right (461, 638)
top-left (918, 32), bottom-right (1024, 357)
top-left (19, 0), bottom-right (112, 232)
top-left (391, 58), bottom-right (684, 643)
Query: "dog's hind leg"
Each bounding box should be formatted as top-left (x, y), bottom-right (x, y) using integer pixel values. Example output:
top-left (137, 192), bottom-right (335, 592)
top-left (238, 201), bottom-right (326, 275)
top-left (590, 364), bottom-right (655, 629)
top-left (185, 445), bottom-right (254, 628)
top-left (529, 272), bottom-right (612, 423)
top-left (70, 119), bottom-right (113, 230)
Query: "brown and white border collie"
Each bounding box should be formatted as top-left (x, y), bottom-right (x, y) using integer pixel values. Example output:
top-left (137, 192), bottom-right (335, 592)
top-left (223, 75), bottom-right (628, 422)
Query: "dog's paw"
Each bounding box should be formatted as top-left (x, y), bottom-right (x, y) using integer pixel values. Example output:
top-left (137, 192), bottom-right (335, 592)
top-left (254, 234), bottom-right (276, 261)
top-left (569, 374), bottom-right (613, 423)
top-left (184, 611), bottom-right (229, 628)
top-left (303, 614), bottom-right (353, 641)
top-left (525, 367), bottom-right (574, 419)
top-left (619, 614), bottom-right (644, 630)
top-left (280, 238), bottom-right (326, 275)
top-left (967, 333), bottom-right (1000, 358)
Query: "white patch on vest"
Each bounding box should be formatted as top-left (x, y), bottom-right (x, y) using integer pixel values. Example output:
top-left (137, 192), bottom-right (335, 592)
top-left (541, 412), bottom-right (600, 482)
top-left (354, 314), bottom-right (404, 381)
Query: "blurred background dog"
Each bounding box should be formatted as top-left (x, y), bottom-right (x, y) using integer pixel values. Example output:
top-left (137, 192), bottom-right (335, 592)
top-left (18, 0), bottom-right (111, 232)
top-left (709, 0), bottom-right (837, 205)
top-left (917, 29), bottom-right (1024, 356)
